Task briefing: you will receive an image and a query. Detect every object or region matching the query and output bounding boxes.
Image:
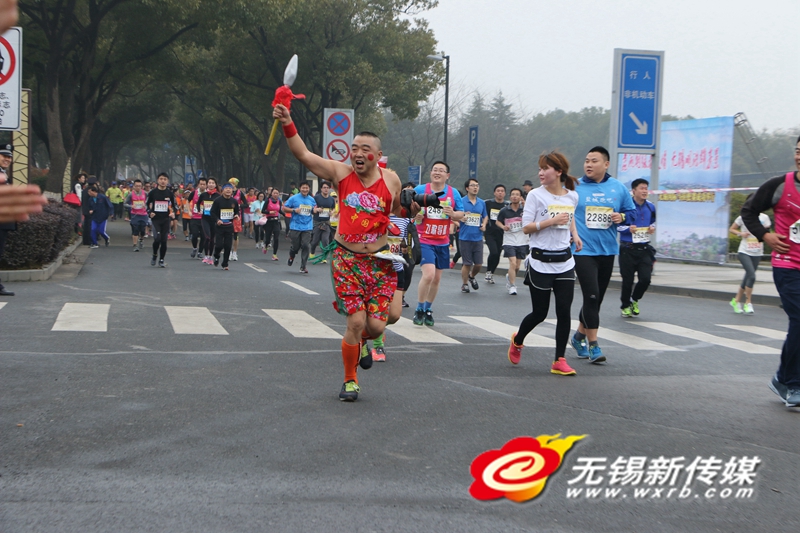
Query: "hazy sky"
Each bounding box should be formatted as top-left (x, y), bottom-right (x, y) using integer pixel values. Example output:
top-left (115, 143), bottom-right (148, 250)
top-left (421, 0), bottom-right (800, 131)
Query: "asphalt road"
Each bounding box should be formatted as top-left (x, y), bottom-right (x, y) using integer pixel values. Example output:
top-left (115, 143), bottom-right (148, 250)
top-left (1, 221), bottom-right (797, 532)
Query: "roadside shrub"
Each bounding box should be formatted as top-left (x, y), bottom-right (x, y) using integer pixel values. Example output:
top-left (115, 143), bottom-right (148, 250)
top-left (0, 200), bottom-right (78, 269)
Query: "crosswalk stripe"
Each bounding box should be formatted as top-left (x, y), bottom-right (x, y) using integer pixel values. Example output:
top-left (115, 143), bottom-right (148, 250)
top-left (387, 317), bottom-right (461, 344)
top-left (245, 263), bottom-right (267, 273)
top-left (544, 319), bottom-right (685, 352)
top-left (165, 306), bottom-right (228, 335)
top-left (633, 322), bottom-right (780, 355)
top-left (262, 309), bottom-right (341, 339)
top-left (451, 316), bottom-right (554, 347)
top-left (0, 302), bottom-right (6, 311)
top-left (281, 281), bottom-right (319, 295)
top-left (52, 303), bottom-right (110, 332)
top-left (716, 324), bottom-right (786, 341)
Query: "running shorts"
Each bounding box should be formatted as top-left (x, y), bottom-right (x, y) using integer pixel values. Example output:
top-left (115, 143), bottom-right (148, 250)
top-left (331, 244), bottom-right (398, 322)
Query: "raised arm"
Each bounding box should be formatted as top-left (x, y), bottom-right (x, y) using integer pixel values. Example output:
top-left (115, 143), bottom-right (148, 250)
top-left (273, 104), bottom-right (352, 185)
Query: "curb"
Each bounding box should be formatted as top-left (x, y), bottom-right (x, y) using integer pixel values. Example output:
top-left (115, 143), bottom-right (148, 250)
top-left (0, 239), bottom-right (82, 282)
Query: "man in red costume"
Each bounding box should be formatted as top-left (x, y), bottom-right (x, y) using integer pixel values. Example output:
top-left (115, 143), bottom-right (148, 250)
top-left (273, 103), bottom-right (413, 402)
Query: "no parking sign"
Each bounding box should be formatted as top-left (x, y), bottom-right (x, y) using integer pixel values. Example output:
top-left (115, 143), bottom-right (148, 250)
top-left (0, 27), bottom-right (21, 131)
top-left (323, 108), bottom-right (354, 162)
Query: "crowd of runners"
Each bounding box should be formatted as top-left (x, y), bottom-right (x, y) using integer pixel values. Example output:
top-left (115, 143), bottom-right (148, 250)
top-left (8, 126), bottom-right (795, 409)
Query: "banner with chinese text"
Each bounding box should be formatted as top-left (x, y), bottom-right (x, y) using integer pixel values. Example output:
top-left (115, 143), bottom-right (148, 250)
top-left (616, 116), bottom-right (734, 263)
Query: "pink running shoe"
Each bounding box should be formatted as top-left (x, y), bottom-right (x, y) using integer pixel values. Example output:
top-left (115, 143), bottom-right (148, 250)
top-left (508, 333), bottom-right (523, 365)
top-left (550, 357), bottom-right (576, 376)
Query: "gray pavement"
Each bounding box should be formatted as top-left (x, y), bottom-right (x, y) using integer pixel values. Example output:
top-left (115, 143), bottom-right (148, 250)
top-left (0, 220), bottom-right (797, 533)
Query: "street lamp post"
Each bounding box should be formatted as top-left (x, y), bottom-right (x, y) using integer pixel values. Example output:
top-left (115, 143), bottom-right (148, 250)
top-left (427, 53), bottom-right (450, 163)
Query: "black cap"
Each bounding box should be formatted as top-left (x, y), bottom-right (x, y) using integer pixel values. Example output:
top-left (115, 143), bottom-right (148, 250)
top-left (0, 144), bottom-right (12, 156)
top-left (523, 180), bottom-right (534, 187)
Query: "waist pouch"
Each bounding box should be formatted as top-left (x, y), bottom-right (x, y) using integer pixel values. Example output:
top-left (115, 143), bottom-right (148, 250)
top-left (530, 247), bottom-right (572, 263)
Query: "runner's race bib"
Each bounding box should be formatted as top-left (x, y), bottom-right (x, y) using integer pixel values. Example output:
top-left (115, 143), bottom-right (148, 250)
top-left (745, 236), bottom-right (762, 252)
top-left (790, 219), bottom-right (800, 244)
top-left (319, 208), bottom-right (330, 218)
top-left (547, 204), bottom-right (575, 229)
top-left (154, 200), bottom-right (169, 213)
top-left (585, 206), bottom-right (613, 229)
top-left (297, 204), bottom-right (312, 216)
top-left (508, 219), bottom-right (523, 233)
top-left (203, 201), bottom-right (214, 215)
top-left (632, 228), bottom-right (651, 244)
top-left (464, 212), bottom-right (481, 227)
top-left (426, 204), bottom-right (448, 220)
top-left (220, 208), bottom-right (234, 221)
top-left (387, 235), bottom-right (403, 254)
top-left (183, 202), bottom-right (192, 215)
top-left (133, 200), bottom-right (145, 210)
top-left (489, 208), bottom-right (501, 221)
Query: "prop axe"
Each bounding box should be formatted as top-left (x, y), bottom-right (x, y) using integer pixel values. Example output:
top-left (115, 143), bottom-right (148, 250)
top-left (265, 54), bottom-right (305, 155)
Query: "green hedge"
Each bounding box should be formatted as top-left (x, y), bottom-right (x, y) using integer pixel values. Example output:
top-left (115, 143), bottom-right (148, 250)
top-left (0, 201), bottom-right (78, 269)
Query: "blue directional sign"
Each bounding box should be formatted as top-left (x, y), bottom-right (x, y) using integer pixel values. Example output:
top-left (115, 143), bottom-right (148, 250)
top-left (408, 165), bottom-right (421, 186)
top-left (468, 126), bottom-right (479, 179)
top-left (617, 53), bottom-right (661, 150)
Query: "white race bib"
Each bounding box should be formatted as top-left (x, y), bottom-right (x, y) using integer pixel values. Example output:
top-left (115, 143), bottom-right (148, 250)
top-left (426, 205), bottom-right (447, 220)
top-left (154, 200), bottom-right (169, 213)
top-left (547, 204), bottom-right (575, 229)
top-left (744, 236), bottom-right (762, 252)
top-left (319, 208), bottom-right (330, 219)
top-left (632, 228), bottom-right (651, 243)
top-left (489, 208), bottom-right (501, 221)
top-left (585, 206), bottom-right (613, 229)
top-left (133, 200), bottom-right (145, 210)
top-left (220, 208), bottom-right (234, 221)
top-left (508, 220), bottom-right (523, 233)
top-left (297, 204), bottom-right (312, 216)
top-left (464, 212), bottom-right (481, 227)
top-left (790, 219), bottom-right (800, 244)
top-left (387, 235), bottom-right (403, 254)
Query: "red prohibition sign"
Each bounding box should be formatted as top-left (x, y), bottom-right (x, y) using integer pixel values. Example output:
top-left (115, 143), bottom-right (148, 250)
top-left (327, 112), bottom-right (351, 136)
top-left (0, 36), bottom-right (16, 86)
top-left (326, 139), bottom-right (350, 162)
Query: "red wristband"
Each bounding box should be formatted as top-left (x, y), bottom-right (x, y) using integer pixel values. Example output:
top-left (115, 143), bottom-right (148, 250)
top-left (282, 122), bottom-right (298, 138)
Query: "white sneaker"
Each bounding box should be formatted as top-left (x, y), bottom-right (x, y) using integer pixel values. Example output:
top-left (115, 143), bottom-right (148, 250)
top-left (508, 285), bottom-right (517, 295)
top-left (743, 303), bottom-right (754, 314)
top-left (505, 274), bottom-right (512, 290)
top-left (486, 273), bottom-right (495, 284)
top-left (231, 251), bottom-right (238, 261)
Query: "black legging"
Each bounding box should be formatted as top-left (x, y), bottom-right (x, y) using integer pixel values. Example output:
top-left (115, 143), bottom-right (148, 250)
top-left (514, 268), bottom-right (575, 360)
top-left (254, 223), bottom-right (265, 245)
top-left (190, 219), bottom-right (203, 249)
top-left (485, 232), bottom-right (503, 273)
top-left (452, 236), bottom-right (462, 265)
top-left (574, 255), bottom-right (616, 330)
top-left (201, 217), bottom-right (216, 256)
top-left (151, 218), bottom-right (171, 259)
top-left (264, 219), bottom-right (281, 254)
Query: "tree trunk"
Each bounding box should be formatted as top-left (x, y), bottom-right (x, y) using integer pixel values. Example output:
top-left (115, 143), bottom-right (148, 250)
top-left (44, 72), bottom-right (69, 193)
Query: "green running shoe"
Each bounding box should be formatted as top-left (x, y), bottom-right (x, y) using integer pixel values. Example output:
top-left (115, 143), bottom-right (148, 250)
top-left (339, 380), bottom-right (360, 402)
top-left (631, 301), bottom-right (640, 316)
top-left (621, 306), bottom-right (633, 318)
top-left (359, 341), bottom-right (372, 370)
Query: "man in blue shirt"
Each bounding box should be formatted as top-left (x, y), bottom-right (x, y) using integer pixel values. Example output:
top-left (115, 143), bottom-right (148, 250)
top-left (618, 179), bottom-right (656, 318)
top-left (282, 181), bottom-right (316, 273)
top-left (570, 146), bottom-right (637, 364)
top-left (459, 178), bottom-right (488, 293)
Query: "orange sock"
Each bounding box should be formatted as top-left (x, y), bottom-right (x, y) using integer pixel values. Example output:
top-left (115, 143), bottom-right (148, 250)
top-left (342, 340), bottom-right (360, 384)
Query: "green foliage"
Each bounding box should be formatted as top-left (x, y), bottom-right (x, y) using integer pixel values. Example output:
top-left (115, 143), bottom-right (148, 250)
top-left (0, 202), bottom-right (76, 269)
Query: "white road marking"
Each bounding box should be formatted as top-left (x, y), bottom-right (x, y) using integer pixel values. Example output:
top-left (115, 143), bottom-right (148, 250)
top-left (716, 324), bottom-right (786, 341)
top-left (281, 281), bottom-right (319, 295)
top-left (545, 319), bottom-right (684, 352)
top-left (165, 306), bottom-right (228, 335)
top-left (0, 302), bottom-right (6, 311)
top-left (245, 263), bottom-right (267, 273)
top-left (262, 309), bottom-right (341, 339)
top-left (633, 322), bottom-right (779, 355)
top-left (451, 316), bottom-right (554, 347)
top-left (387, 317), bottom-right (461, 344)
top-left (51, 303), bottom-right (110, 332)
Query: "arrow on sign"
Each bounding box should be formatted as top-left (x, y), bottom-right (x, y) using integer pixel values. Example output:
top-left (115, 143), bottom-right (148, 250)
top-left (629, 112), bottom-right (648, 135)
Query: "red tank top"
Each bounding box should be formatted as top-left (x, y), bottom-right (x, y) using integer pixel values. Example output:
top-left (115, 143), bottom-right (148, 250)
top-left (336, 169), bottom-right (392, 244)
top-left (772, 172), bottom-right (800, 271)
top-left (130, 191), bottom-right (147, 216)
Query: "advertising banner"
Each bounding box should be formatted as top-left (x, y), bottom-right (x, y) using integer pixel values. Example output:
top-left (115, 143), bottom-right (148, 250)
top-left (616, 116), bottom-right (734, 263)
